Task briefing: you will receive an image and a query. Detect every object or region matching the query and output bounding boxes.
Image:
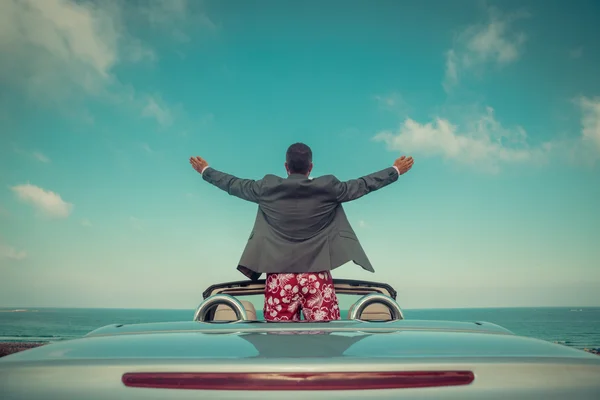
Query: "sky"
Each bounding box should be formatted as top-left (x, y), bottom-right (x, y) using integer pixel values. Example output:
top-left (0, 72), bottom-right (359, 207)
top-left (0, 0), bottom-right (599, 309)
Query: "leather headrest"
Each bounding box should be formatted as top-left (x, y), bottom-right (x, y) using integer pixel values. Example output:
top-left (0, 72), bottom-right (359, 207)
top-left (213, 300), bottom-right (257, 321)
top-left (359, 303), bottom-right (392, 321)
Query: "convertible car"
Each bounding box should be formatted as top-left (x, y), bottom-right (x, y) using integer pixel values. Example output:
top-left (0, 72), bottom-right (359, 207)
top-left (1, 279), bottom-right (599, 399)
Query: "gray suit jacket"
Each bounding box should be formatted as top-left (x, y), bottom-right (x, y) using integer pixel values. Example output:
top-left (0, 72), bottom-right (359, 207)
top-left (202, 166), bottom-right (399, 280)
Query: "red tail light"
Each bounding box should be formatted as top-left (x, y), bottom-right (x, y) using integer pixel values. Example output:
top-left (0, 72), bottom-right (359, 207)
top-left (122, 371), bottom-right (474, 390)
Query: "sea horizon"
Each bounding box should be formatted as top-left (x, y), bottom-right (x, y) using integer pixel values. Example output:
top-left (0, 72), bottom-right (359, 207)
top-left (1, 305), bottom-right (599, 311)
top-left (1, 307), bottom-right (598, 349)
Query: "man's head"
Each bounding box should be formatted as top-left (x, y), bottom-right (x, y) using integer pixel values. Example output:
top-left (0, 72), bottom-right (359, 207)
top-left (285, 142), bottom-right (313, 176)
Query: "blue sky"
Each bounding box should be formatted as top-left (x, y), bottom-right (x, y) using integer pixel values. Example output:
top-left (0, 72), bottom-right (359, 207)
top-left (1, 0), bottom-right (599, 309)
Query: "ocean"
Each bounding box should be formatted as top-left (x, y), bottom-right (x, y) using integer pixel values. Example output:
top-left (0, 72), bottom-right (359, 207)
top-left (1, 307), bottom-right (599, 350)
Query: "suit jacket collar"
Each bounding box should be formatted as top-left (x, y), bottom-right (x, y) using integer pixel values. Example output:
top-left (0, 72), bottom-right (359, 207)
top-left (287, 173), bottom-right (308, 180)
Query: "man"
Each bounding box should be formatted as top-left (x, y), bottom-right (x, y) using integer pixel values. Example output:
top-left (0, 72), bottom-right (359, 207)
top-left (190, 143), bottom-right (414, 322)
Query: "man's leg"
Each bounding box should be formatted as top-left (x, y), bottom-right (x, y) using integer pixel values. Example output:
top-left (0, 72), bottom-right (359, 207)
top-left (298, 271), bottom-right (341, 321)
top-left (264, 273), bottom-right (302, 321)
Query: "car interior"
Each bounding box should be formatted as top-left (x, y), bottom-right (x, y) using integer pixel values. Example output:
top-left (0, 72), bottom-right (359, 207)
top-left (211, 300), bottom-right (393, 322)
top-left (202, 279), bottom-right (398, 322)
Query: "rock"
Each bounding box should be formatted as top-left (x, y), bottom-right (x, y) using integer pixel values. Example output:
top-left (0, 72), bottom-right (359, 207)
top-left (0, 342), bottom-right (46, 357)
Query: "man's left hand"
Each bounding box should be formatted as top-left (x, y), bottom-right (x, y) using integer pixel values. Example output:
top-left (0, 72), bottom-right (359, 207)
top-left (190, 156), bottom-right (209, 174)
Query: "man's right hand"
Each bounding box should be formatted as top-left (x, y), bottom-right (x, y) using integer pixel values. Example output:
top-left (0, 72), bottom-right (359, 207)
top-left (393, 156), bottom-right (414, 175)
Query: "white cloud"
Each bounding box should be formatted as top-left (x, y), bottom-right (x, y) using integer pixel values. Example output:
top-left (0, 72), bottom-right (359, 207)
top-left (0, 243), bottom-right (27, 261)
top-left (13, 146), bottom-right (51, 163)
top-left (134, 0), bottom-right (216, 40)
top-left (136, 0), bottom-right (188, 25)
top-left (373, 92), bottom-right (411, 117)
top-left (373, 96), bottom-right (600, 171)
top-left (569, 47), bottom-right (583, 59)
top-left (32, 151), bottom-right (50, 163)
top-left (11, 183), bottom-right (73, 218)
top-left (0, 0), bottom-right (211, 124)
top-left (577, 96), bottom-right (600, 150)
top-left (141, 143), bottom-right (154, 154)
top-left (374, 93), bottom-right (400, 108)
top-left (358, 220), bottom-right (367, 229)
top-left (0, 0), bottom-right (122, 98)
top-left (81, 218), bottom-right (92, 227)
top-left (444, 50), bottom-right (458, 88)
top-left (444, 7), bottom-right (528, 91)
top-left (373, 107), bottom-right (551, 173)
top-left (142, 96), bottom-right (173, 126)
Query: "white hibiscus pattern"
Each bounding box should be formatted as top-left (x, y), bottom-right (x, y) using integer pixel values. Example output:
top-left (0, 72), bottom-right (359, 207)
top-left (321, 283), bottom-right (335, 302)
top-left (279, 284), bottom-right (300, 304)
top-left (264, 271), bottom-right (340, 321)
top-left (267, 273), bottom-right (295, 293)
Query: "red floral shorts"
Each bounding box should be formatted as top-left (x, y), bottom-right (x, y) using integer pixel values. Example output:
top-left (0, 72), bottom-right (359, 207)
top-left (264, 271), bottom-right (341, 321)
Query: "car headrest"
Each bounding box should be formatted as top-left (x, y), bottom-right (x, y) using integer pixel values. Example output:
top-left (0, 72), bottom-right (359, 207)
top-left (357, 302), bottom-right (393, 321)
top-left (213, 300), bottom-right (257, 321)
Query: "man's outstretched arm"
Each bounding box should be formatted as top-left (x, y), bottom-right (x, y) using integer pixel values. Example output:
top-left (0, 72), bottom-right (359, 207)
top-left (190, 156), bottom-right (262, 203)
top-left (334, 156), bottom-right (414, 203)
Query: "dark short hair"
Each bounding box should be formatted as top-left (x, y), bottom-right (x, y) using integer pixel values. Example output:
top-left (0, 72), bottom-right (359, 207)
top-left (286, 143), bottom-right (312, 174)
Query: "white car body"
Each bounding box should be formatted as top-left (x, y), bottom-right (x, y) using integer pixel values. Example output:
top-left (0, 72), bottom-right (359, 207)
top-left (1, 279), bottom-right (599, 399)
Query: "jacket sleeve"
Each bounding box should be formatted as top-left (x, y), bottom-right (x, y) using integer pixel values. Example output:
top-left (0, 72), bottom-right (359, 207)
top-left (202, 167), bottom-right (263, 203)
top-left (333, 166), bottom-right (399, 203)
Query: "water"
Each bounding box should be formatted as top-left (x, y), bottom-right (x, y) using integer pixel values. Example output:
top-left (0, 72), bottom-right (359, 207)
top-left (0, 307), bottom-right (598, 350)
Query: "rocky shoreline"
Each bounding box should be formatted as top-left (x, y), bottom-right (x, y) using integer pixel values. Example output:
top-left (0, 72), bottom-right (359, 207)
top-left (0, 342), bottom-right (47, 357)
